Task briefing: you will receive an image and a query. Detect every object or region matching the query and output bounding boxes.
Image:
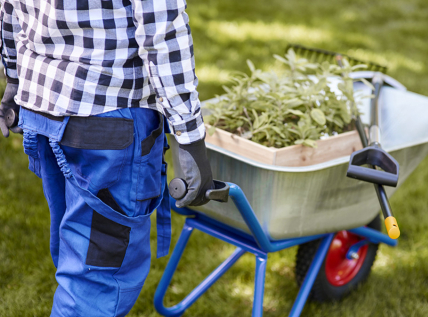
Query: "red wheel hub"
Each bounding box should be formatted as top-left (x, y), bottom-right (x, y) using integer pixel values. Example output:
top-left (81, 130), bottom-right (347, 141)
top-left (325, 231), bottom-right (368, 286)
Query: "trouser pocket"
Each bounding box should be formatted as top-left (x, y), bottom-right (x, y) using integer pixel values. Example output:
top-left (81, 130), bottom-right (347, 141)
top-left (60, 115), bottom-right (134, 191)
top-left (84, 208), bottom-right (153, 316)
top-left (53, 191), bottom-right (153, 317)
top-left (23, 131), bottom-right (41, 178)
top-left (136, 115), bottom-right (164, 201)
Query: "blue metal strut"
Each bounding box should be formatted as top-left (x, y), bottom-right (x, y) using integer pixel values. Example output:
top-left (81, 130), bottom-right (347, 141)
top-left (155, 182), bottom-right (397, 317)
top-left (154, 221), bottom-right (247, 317)
top-left (289, 234), bottom-right (335, 317)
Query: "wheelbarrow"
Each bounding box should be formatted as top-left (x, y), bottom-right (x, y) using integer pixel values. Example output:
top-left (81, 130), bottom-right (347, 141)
top-left (154, 75), bottom-right (428, 316)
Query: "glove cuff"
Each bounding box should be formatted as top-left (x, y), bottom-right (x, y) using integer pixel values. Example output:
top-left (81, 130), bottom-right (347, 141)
top-left (6, 76), bottom-right (19, 85)
top-left (178, 136), bottom-right (205, 152)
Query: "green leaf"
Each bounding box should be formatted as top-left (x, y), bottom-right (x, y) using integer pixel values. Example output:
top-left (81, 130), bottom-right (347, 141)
top-left (273, 54), bottom-right (288, 64)
top-left (284, 99), bottom-right (304, 108)
top-left (342, 58), bottom-right (350, 68)
top-left (351, 64), bottom-right (368, 71)
top-left (247, 60), bottom-right (256, 72)
top-left (288, 128), bottom-right (301, 136)
top-left (207, 126), bottom-right (216, 136)
top-left (358, 77), bottom-right (375, 90)
top-left (333, 117), bottom-right (344, 128)
top-left (271, 126), bottom-right (286, 138)
top-left (286, 48), bottom-right (296, 62)
top-left (310, 108), bottom-right (326, 125)
top-left (287, 109), bottom-right (305, 116)
top-left (303, 139), bottom-right (318, 148)
top-left (321, 61), bottom-right (330, 72)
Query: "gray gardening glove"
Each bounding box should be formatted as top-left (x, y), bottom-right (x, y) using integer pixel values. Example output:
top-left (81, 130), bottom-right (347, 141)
top-left (176, 138), bottom-right (214, 208)
top-left (0, 79), bottom-right (22, 137)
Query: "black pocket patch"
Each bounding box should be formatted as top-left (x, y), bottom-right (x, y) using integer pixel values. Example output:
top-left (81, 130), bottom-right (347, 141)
top-left (86, 211), bottom-right (131, 267)
top-left (61, 117), bottom-right (134, 150)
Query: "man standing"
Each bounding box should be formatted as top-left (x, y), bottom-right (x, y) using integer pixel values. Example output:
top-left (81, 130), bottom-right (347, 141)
top-left (0, 0), bottom-right (213, 316)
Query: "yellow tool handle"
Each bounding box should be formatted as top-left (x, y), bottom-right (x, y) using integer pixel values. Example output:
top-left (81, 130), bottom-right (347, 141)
top-left (384, 217), bottom-right (400, 239)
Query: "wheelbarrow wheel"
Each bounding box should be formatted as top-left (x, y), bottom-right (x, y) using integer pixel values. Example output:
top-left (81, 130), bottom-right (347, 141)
top-left (295, 214), bottom-right (381, 302)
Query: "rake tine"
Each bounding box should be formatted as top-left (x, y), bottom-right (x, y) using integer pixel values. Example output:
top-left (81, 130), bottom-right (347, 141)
top-left (287, 44), bottom-right (387, 74)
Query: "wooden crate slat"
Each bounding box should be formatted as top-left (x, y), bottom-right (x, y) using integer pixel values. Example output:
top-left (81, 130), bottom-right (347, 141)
top-left (273, 131), bottom-right (363, 166)
top-left (205, 126), bottom-right (276, 165)
top-left (205, 126), bottom-right (363, 167)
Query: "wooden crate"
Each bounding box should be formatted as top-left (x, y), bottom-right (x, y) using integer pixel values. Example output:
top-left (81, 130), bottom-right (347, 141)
top-left (205, 126), bottom-right (363, 167)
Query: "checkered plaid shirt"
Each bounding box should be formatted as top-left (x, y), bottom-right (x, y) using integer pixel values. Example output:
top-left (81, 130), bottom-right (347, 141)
top-left (0, 0), bottom-right (205, 144)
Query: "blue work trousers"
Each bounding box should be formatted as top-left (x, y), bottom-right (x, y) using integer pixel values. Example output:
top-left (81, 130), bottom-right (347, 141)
top-left (19, 107), bottom-right (171, 317)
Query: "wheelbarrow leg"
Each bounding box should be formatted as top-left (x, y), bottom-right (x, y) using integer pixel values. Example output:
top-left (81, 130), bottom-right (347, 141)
top-left (252, 255), bottom-right (268, 317)
top-left (289, 234), bottom-right (334, 317)
top-left (154, 220), bottom-right (247, 317)
top-left (154, 222), bottom-right (194, 317)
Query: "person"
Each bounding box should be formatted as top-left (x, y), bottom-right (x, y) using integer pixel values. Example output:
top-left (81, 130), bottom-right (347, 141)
top-left (0, 0), bottom-right (213, 316)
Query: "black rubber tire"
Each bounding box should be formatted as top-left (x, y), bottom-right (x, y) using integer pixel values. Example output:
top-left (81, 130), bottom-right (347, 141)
top-left (295, 214), bottom-right (381, 302)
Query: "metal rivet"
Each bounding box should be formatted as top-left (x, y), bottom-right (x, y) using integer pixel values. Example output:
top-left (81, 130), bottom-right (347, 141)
top-left (159, 97), bottom-right (163, 102)
top-left (176, 131), bottom-right (182, 136)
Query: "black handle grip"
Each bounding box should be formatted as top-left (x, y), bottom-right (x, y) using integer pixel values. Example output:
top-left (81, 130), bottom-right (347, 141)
top-left (168, 178), bottom-right (230, 203)
top-left (205, 180), bottom-right (230, 202)
top-left (5, 109), bottom-right (18, 128)
top-left (346, 146), bottom-right (399, 187)
top-left (169, 178), bottom-right (188, 200)
top-left (347, 165), bottom-right (398, 187)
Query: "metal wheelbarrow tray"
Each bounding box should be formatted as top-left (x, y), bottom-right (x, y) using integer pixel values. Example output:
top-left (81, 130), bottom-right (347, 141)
top-left (155, 79), bottom-right (428, 317)
top-left (170, 83), bottom-right (428, 240)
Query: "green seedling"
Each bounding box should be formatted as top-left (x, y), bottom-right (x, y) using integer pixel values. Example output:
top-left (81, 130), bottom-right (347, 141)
top-left (206, 49), bottom-right (372, 148)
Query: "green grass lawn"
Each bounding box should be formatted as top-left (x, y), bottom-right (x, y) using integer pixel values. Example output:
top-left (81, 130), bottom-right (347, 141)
top-left (1, 0), bottom-right (428, 316)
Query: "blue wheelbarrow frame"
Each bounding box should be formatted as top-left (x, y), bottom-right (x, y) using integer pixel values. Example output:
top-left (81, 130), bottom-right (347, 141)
top-left (154, 182), bottom-right (397, 317)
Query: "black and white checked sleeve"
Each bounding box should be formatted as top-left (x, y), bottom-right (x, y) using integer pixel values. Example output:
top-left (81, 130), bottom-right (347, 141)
top-left (0, 1), bottom-right (20, 81)
top-left (131, 0), bottom-right (205, 144)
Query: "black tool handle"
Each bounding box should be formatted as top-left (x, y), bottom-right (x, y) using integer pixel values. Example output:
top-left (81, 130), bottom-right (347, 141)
top-left (347, 74), bottom-right (400, 239)
top-left (5, 109), bottom-right (18, 128)
top-left (346, 146), bottom-right (399, 187)
top-left (354, 114), bottom-right (368, 148)
top-left (169, 178), bottom-right (230, 203)
top-left (347, 165), bottom-right (398, 187)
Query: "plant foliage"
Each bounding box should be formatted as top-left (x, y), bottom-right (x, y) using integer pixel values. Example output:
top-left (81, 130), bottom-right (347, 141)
top-left (205, 49), bottom-right (372, 148)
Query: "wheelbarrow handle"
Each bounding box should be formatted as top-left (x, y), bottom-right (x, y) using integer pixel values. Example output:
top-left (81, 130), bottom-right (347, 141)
top-left (5, 109), bottom-right (19, 128)
top-left (169, 178), bottom-right (230, 203)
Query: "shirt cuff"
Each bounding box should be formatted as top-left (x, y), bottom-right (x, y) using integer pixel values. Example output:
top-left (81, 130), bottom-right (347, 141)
top-left (170, 112), bottom-right (206, 145)
top-left (4, 65), bottom-right (18, 80)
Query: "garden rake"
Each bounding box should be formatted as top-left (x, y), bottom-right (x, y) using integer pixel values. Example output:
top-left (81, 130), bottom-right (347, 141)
top-left (286, 44), bottom-right (387, 73)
